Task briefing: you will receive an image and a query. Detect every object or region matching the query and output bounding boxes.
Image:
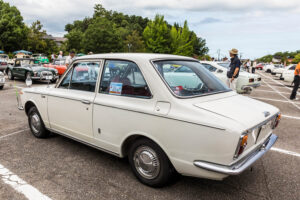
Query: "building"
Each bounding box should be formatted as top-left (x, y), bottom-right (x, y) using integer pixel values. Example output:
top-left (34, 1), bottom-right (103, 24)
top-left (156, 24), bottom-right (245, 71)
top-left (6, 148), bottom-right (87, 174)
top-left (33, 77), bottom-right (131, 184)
top-left (43, 35), bottom-right (67, 47)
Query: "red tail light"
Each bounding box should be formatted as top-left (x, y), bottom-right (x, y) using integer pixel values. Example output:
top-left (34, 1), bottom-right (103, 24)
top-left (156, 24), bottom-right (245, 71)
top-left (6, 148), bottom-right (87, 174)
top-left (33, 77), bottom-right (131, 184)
top-left (249, 78), bottom-right (254, 83)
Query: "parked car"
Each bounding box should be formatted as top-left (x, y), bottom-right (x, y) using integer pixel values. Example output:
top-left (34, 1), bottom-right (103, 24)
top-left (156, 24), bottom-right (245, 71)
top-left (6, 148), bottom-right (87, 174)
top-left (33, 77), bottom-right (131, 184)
top-left (273, 65), bottom-right (294, 79)
top-left (271, 64), bottom-right (284, 75)
top-left (264, 64), bottom-right (275, 73)
top-left (44, 59), bottom-right (67, 76)
top-left (0, 54), bottom-right (9, 71)
top-left (200, 61), bottom-right (261, 94)
top-left (32, 54), bottom-right (49, 64)
top-left (0, 71), bottom-right (5, 89)
top-left (6, 58), bottom-right (58, 83)
top-left (282, 65), bottom-right (297, 85)
top-left (255, 63), bottom-right (265, 70)
top-left (18, 53), bottom-right (280, 187)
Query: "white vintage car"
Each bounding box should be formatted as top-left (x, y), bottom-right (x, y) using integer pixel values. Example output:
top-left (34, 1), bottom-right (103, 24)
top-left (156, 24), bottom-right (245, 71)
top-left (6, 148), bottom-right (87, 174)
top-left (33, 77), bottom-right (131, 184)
top-left (281, 65), bottom-right (296, 85)
top-left (0, 71), bottom-right (5, 89)
top-left (200, 61), bottom-right (261, 93)
top-left (273, 64), bottom-right (295, 79)
top-left (18, 54), bottom-right (280, 187)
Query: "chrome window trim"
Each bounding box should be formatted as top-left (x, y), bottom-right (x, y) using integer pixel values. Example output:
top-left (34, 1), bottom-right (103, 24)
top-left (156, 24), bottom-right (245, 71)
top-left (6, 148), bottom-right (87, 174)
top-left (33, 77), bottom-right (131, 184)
top-left (150, 59), bottom-right (231, 99)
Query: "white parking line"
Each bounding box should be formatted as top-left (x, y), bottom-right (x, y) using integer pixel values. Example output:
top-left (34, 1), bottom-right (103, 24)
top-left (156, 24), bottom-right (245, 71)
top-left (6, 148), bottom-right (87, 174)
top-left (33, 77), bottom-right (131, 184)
top-left (281, 115), bottom-right (300, 120)
top-left (260, 78), bottom-right (300, 110)
top-left (251, 97), bottom-right (300, 105)
top-left (254, 89), bottom-right (292, 95)
top-left (0, 129), bottom-right (29, 140)
top-left (271, 147), bottom-right (300, 158)
top-left (0, 164), bottom-right (52, 200)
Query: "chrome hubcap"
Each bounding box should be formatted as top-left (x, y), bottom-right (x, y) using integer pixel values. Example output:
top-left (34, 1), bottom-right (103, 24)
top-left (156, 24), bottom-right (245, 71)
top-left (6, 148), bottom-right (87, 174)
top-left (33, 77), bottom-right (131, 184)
top-left (30, 113), bottom-right (41, 134)
top-left (133, 146), bottom-right (160, 179)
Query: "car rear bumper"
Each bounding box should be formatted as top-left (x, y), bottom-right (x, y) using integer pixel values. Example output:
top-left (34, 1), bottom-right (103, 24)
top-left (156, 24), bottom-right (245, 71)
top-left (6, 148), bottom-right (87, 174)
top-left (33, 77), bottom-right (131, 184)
top-left (193, 134), bottom-right (277, 175)
top-left (31, 75), bottom-right (59, 80)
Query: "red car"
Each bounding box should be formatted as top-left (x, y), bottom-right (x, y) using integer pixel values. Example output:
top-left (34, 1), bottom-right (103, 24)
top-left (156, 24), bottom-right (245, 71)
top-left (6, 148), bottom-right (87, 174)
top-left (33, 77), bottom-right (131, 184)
top-left (44, 59), bottom-right (67, 76)
top-left (255, 63), bottom-right (265, 70)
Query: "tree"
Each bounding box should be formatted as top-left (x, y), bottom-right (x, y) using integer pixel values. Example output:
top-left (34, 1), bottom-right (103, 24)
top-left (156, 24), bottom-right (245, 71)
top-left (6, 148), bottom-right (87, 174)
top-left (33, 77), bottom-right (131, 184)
top-left (143, 15), bottom-right (171, 53)
top-left (0, 0), bottom-right (28, 52)
top-left (191, 32), bottom-right (209, 56)
top-left (293, 53), bottom-right (300, 64)
top-left (81, 18), bottom-right (123, 53)
top-left (124, 30), bottom-right (145, 52)
top-left (27, 20), bottom-right (58, 54)
top-left (65, 29), bottom-right (84, 52)
top-left (170, 21), bottom-right (194, 56)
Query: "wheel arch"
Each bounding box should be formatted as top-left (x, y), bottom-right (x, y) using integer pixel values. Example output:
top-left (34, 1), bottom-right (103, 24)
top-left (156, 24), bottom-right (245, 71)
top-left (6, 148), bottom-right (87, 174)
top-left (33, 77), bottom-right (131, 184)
top-left (24, 100), bottom-right (38, 116)
top-left (120, 133), bottom-right (170, 159)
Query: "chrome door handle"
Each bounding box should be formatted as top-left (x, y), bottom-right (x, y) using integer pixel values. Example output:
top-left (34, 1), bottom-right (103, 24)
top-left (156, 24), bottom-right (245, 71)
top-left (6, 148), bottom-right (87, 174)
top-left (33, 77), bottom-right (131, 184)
top-left (81, 99), bottom-right (91, 105)
top-left (41, 94), bottom-right (46, 98)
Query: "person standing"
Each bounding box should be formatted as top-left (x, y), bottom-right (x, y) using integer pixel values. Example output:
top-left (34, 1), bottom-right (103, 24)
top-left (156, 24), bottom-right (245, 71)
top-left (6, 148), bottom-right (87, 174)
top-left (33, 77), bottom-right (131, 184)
top-left (57, 51), bottom-right (63, 59)
top-left (290, 62), bottom-right (300, 100)
top-left (246, 60), bottom-right (251, 72)
top-left (65, 50), bottom-right (75, 68)
top-left (227, 48), bottom-right (241, 91)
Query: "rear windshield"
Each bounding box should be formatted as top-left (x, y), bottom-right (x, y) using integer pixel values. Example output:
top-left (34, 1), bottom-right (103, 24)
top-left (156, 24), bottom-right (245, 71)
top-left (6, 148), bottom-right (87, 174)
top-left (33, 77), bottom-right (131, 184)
top-left (153, 60), bottom-right (230, 97)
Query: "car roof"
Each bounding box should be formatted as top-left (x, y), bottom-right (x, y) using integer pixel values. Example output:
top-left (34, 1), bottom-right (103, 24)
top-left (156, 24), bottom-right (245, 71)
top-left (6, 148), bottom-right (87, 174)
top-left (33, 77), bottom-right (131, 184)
top-left (74, 53), bottom-right (197, 62)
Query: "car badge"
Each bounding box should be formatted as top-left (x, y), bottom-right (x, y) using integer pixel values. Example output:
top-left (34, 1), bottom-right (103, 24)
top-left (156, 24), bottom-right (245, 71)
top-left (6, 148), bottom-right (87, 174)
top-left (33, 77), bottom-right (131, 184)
top-left (263, 111), bottom-right (270, 117)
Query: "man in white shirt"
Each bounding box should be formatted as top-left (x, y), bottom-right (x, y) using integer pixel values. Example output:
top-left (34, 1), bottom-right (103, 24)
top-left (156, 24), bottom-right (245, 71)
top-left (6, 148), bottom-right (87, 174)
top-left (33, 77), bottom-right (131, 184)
top-left (65, 50), bottom-right (75, 68)
top-left (57, 51), bottom-right (63, 59)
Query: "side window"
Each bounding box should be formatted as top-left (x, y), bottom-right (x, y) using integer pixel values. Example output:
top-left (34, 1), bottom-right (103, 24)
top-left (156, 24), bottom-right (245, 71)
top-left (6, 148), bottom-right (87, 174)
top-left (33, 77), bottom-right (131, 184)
top-left (99, 60), bottom-right (151, 98)
top-left (15, 61), bottom-right (20, 67)
top-left (290, 65), bottom-right (296, 70)
top-left (59, 68), bottom-right (72, 89)
top-left (202, 63), bottom-right (217, 72)
top-left (69, 62), bottom-right (100, 92)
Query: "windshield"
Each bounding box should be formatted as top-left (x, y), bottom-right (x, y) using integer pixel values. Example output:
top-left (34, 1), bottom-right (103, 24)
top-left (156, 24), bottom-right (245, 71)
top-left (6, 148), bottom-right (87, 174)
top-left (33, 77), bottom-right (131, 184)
top-left (153, 60), bottom-right (230, 97)
top-left (0, 55), bottom-right (8, 59)
top-left (20, 60), bottom-right (40, 66)
top-left (218, 62), bottom-right (230, 69)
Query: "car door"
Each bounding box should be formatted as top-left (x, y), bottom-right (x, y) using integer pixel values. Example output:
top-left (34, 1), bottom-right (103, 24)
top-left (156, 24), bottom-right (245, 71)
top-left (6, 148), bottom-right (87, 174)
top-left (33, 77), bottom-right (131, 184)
top-left (47, 60), bottom-right (101, 141)
top-left (12, 60), bottom-right (21, 77)
top-left (93, 60), bottom-right (154, 153)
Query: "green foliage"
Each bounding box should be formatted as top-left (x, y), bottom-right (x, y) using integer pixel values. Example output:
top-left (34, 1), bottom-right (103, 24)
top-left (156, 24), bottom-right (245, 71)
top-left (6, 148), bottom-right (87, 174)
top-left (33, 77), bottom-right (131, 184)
top-left (27, 20), bottom-right (58, 55)
top-left (191, 32), bottom-right (209, 56)
top-left (124, 30), bottom-right (145, 52)
top-left (143, 15), bottom-right (171, 53)
top-left (81, 18), bottom-right (123, 53)
top-left (293, 53), bottom-right (300, 64)
top-left (0, 0), bottom-right (28, 52)
top-left (257, 54), bottom-right (273, 63)
top-left (170, 21), bottom-right (193, 56)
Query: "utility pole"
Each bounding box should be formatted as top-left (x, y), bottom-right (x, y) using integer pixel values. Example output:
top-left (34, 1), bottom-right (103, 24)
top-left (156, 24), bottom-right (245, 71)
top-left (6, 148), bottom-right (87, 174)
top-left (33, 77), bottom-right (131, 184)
top-left (217, 49), bottom-right (220, 61)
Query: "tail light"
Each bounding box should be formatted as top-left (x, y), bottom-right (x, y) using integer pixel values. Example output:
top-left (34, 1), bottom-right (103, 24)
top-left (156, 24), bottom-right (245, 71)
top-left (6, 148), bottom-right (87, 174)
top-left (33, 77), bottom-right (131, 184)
top-left (271, 113), bottom-right (281, 129)
top-left (249, 78), bottom-right (254, 83)
top-left (234, 133), bottom-right (249, 158)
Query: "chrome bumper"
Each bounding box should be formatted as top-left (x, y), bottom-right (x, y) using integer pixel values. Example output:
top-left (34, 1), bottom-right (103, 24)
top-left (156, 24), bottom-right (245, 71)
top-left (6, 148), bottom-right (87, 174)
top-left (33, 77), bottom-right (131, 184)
top-left (193, 134), bottom-right (278, 175)
top-left (31, 75), bottom-right (58, 80)
top-left (241, 83), bottom-right (261, 90)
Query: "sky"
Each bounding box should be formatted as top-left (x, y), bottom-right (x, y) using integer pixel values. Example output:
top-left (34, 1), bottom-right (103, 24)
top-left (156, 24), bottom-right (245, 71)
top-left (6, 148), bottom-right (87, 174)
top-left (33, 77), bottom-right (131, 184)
top-left (5, 0), bottom-right (300, 59)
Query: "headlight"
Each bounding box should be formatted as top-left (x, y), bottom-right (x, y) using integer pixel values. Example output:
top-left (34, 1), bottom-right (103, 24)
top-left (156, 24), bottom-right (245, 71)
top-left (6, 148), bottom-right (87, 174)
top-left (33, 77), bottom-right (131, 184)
top-left (33, 71), bottom-right (38, 76)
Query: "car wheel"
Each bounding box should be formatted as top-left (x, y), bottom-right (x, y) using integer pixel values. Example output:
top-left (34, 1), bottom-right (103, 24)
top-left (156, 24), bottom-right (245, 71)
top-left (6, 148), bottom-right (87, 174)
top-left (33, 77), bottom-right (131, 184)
top-left (8, 70), bottom-right (14, 80)
top-left (128, 138), bottom-right (175, 187)
top-left (0, 85), bottom-right (3, 90)
top-left (28, 106), bottom-right (49, 138)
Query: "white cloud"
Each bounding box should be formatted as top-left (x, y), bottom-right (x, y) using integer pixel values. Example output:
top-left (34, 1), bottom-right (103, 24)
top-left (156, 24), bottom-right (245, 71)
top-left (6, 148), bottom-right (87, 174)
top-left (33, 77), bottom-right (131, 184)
top-left (4, 0), bottom-right (300, 58)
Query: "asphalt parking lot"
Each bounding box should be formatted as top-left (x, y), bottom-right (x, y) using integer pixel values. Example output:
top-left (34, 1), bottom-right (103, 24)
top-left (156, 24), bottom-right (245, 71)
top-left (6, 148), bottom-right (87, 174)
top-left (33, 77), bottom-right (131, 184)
top-left (0, 72), bottom-right (299, 200)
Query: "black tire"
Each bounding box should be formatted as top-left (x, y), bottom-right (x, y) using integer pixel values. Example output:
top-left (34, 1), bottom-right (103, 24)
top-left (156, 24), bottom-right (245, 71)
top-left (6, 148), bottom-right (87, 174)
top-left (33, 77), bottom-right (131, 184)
top-left (0, 85), bottom-right (3, 90)
top-left (28, 106), bottom-right (49, 138)
top-left (7, 70), bottom-right (14, 80)
top-left (266, 69), bottom-right (271, 73)
top-left (128, 138), bottom-right (175, 187)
